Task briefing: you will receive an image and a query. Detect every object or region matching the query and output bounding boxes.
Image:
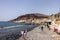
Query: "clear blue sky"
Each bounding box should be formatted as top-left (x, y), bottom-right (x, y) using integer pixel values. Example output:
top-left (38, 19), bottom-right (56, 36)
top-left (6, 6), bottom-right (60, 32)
top-left (0, 0), bottom-right (60, 21)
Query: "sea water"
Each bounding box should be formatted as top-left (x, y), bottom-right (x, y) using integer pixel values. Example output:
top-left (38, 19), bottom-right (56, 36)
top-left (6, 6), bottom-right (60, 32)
top-left (0, 21), bottom-right (39, 40)
top-left (0, 21), bottom-right (38, 36)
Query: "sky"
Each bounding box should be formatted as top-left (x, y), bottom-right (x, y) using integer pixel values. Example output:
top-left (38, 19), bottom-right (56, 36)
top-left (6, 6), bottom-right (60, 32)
top-left (0, 0), bottom-right (60, 21)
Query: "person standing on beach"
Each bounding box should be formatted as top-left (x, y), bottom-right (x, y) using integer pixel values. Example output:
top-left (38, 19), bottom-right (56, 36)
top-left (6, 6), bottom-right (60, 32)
top-left (23, 30), bottom-right (27, 40)
top-left (21, 30), bottom-right (24, 38)
top-left (40, 22), bottom-right (44, 31)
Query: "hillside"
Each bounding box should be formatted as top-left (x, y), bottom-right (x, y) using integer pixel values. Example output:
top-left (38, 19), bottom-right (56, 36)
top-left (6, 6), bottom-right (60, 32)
top-left (10, 13), bottom-right (48, 23)
top-left (50, 12), bottom-right (60, 20)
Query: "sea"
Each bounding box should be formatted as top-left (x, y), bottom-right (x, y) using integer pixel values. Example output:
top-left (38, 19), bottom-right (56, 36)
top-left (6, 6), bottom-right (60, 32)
top-left (0, 21), bottom-right (27, 28)
top-left (0, 21), bottom-right (39, 40)
top-left (0, 21), bottom-right (39, 32)
top-left (0, 21), bottom-right (38, 28)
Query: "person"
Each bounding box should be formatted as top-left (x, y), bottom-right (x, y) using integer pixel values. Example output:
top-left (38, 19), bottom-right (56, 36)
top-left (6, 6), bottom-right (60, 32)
top-left (21, 30), bottom-right (27, 40)
top-left (47, 23), bottom-right (50, 30)
top-left (21, 31), bottom-right (24, 38)
top-left (41, 25), bottom-right (44, 31)
top-left (23, 30), bottom-right (27, 40)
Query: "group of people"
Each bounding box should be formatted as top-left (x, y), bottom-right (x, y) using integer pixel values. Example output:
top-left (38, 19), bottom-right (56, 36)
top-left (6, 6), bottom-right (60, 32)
top-left (21, 29), bottom-right (27, 40)
top-left (40, 22), bottom-right (51, 31)
top-left (20, 22), bottom-right (51, 40)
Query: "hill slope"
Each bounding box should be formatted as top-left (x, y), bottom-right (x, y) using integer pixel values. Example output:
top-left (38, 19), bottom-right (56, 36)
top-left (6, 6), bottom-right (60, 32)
top-left (10, 13), bottom-right (48, 21)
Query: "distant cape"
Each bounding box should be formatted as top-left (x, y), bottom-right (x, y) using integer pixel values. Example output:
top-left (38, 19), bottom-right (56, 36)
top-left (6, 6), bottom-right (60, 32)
top-left (10, 13), bottom-right (48, 22)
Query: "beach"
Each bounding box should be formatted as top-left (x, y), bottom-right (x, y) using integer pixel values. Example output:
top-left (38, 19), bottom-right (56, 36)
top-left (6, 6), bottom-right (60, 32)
top-left (17, 25), bottom-right (60, 40)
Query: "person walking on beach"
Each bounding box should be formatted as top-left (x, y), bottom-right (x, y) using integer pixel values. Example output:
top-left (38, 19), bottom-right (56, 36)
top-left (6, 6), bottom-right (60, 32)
top-left (47, 23), bottom-right (50, 30)
top-left (41, 26), bottom-right (44, 31)
top-left (40, 22), bottom-right (44, 31)
top-left (41, 24), bottom-right (44, 31)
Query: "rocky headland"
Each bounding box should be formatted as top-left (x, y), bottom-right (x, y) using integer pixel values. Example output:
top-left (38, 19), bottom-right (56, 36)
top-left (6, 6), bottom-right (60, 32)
top-left (10, 12), bottom-right (60, 24)
top-left (10, 13), bottom-right (49, 23)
